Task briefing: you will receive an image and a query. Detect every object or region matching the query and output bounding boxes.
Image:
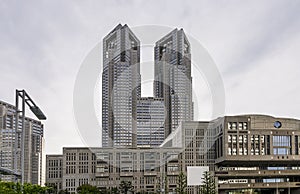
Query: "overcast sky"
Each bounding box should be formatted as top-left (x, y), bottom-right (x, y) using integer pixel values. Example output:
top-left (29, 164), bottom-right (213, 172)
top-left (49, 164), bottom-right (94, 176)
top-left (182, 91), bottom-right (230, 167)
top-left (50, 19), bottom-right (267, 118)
top-left (0, 0), bottom-right (299, 154)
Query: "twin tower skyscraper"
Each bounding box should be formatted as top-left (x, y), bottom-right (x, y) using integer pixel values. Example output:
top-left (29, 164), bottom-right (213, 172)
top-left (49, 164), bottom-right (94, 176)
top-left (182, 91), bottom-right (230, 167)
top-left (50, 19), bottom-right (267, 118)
top-left (102, 24), bottom-right (193, 148)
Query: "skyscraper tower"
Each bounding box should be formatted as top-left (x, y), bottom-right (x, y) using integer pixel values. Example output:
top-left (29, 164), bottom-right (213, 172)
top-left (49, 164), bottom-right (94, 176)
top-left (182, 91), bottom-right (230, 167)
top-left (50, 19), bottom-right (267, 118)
top-left (154, 29), bottom-right (193, 138)
top-left (0, 101), bottom-right (44, 184)
top-left (102, 24), bottom-right (141, 147)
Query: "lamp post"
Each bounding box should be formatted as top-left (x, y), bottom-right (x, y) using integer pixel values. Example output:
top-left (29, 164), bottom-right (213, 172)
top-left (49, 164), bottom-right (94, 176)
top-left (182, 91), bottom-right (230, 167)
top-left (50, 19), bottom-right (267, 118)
top-left (15, 89), bottom-right (46, 184)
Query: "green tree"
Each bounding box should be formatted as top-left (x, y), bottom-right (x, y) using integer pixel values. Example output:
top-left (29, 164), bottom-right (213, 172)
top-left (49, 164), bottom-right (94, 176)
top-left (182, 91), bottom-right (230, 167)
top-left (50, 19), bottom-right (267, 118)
top-left (199, 171), bottom-right (217, 194)
top-left (23, 183), bottom-right (49, 194)
top-left (0, 181), bottom-right (50, 194)
top-left (45, 183), bottom-right (57, 194)
top-left (176, 172), bottom-right (187, 194)
top-left (77, 184), bottom-right (100, 194)
top-left (119, 181), bottom-right (133, 194)
top-left (111, 187), bottom-right (120, 194)
top-left (0, 181), bottom-right (17, 194)
top-left (99, 187), bottom-right (112, 194)
top-left (58, 189), bottom-right (70, 194)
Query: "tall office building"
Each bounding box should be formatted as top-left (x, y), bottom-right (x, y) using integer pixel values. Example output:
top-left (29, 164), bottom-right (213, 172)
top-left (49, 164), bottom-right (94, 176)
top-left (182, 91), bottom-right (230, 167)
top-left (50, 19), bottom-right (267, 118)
top-left (136, 97), bottom-right (165, 147)
top-left (102, 24), bottom-right (141, 147)
top-left (154, 29), bottom-right (193, 138)
top-left (0, 100), bottom-right (45, 185)
top-left (102, 25), bottom-right (194, 147)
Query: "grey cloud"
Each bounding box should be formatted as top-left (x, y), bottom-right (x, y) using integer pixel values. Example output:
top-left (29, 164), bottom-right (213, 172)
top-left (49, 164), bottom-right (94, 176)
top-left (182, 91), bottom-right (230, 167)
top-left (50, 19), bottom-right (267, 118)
top-left (0, 0), bottom-right (299, 153)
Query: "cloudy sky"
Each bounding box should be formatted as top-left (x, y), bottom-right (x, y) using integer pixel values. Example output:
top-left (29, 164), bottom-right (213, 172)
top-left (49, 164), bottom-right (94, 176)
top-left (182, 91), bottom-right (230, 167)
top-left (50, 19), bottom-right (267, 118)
top-left (0, 0), bottom-right (299, 154)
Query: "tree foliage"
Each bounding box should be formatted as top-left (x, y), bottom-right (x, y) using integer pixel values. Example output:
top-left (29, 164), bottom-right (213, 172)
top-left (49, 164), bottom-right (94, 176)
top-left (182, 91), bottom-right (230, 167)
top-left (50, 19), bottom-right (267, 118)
top-left (199, 171), bottom-right (217, 194)
top-left (45, 183), bottom-right (58, 194)
top-left (58, 189), bottom-right (70, 194)
top-left (0, 181), bottom-right (50, 194)
top-left (110, 187), bottom-right (120, 194)
top-left (176, 172), bottom-right (187, 194)
top-left (77, 184), bottom-right (100, 194)
top-left (119, 181), bottom-right (132, 194)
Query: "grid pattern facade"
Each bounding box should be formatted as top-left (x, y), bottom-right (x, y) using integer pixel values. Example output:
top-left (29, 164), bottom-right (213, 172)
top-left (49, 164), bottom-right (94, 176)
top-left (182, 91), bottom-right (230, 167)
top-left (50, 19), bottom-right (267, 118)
top-left (102, 24), bottom-right (141, 147)
top-left (46, 121), bottom-right (216, 194)
top-left (215, 115), bottom-right (300, 194)
top-left (49, 115), bottom-right (300, 194)
top-left (0, 100), bottom-right (44, 185)
top-left (137, 97), bottom-right (165, 147)
top-left (46, 155), bottom-right (63, 191)
top-left (154, 29), bottom-right (193, 138)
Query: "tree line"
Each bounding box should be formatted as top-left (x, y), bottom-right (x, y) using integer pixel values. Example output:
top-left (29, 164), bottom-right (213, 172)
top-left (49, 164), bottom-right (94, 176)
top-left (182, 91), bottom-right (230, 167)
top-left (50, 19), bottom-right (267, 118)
top-left (0, 171), bottom-right (217, 194)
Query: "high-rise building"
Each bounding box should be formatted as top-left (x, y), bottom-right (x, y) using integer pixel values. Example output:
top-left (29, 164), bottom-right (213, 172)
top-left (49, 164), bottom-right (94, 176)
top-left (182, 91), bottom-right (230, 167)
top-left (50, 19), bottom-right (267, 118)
top-left (102, 24), bottom-right (141, 147)
top-left (154, 28), bottom-right (193, 138)
top-left (0, 100), bottom-right (45, 185)
top-left (136, 97), bottom-right (165, 147)
top-left (102, 25), bottom-right (194, 148)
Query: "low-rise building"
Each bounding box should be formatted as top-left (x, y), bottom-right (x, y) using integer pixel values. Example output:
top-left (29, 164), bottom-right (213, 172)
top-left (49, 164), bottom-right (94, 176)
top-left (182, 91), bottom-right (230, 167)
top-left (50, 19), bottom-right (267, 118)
top-left (46, 155), bottom-right (63, 191)
top-left (46, 121), bottom-right (215, 194)
top-left (46, 115), bottom-right (300, 194)
top-left (215, 115), bottom-right (300, 194)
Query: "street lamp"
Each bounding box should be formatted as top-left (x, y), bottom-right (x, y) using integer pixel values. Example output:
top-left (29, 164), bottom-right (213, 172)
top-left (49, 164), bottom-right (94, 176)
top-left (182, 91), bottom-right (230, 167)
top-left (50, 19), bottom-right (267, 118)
top-left (14, 89), bottom-right (46, 184)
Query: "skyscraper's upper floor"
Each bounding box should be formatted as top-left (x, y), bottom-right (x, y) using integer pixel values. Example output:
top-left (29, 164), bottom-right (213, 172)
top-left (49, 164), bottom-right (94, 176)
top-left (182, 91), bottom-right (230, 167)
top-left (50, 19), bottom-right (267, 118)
top-left (103, 24), bottom-right (140, 70)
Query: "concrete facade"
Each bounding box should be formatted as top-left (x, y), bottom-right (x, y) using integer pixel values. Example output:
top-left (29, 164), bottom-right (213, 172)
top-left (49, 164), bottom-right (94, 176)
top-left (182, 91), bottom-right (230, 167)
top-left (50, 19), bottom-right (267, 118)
top-left (215, 115), bottom-right (300, 194)
top-left (137, 97), bottom-right (165, 147)
top-left (154, 29), bottom-right (193, 137)
top-left (0, 100), bottom-right (45, 185)
top-left (102, 25), bottom-right (194, 149)
top-left (46, 155), bottom-right (63, 191)
top-left (102, 24), bottom-right (141, 148)
top-left (46, 121), bottom-right (215, 194)
top-left (47, 115), bottom-right (300, 194)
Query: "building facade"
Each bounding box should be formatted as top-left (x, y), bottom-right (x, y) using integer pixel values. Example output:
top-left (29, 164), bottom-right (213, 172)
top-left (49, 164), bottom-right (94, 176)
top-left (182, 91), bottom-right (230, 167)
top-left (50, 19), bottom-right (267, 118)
top-left (46, 155), bottom-right (63, 191)
top-left (0, 100), bottom-right (45, 185)
top-left (102, 25), bottom-right (194, 148)
top-left (102, 24), bottom-right (141, 147)
top-left (46, 120), bottom-right (216, 194)
top-left (215, 115), bottom-right (300, 194)
top-left (137, 97), bottom-right (165, 147)
top-left (154, 28), bottom-right (193, 137)
top-left (48, 115), bottom-right (300, 194)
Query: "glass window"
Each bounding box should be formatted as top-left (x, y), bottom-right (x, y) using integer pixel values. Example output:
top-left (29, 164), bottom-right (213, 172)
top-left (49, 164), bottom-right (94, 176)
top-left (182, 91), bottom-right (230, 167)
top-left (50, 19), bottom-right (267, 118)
top-left (228, 135), bottom-right (231, 143)
top-left (273, 136), bottom-right (291, 155)
top-left (238, 122), bottom-right (243, 130)
top-left (232, 135), bottom-right (237, 143)
top-left (228, 148), bottom-right (231, 155)
top-left (232, 148), bottom-right (237, 155)
top-left (232, 122), bottom-right (237, 130)
top-left (239, 135), bottom-right (243, 143)
top-left (239, 148), bottom-right (243, 155)
top-left (273, 136), bottom-right (291, 147)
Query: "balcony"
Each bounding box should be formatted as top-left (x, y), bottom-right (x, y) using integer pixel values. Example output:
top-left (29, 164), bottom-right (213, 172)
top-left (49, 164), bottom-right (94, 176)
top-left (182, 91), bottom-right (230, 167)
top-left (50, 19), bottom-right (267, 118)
top-left (167, 171), bottom-right (180, 176)
top-left (215, 169), bottom-right (300, 178)
top-left (120, 172), bottom-right (133, 177)
top-left (216, 155), bottom-right (300, 165)
top-left (218, 182), bottom-right (300, 190)
top-left (144, 171), bottom-right (157, 176)
top-left (95, 172), bottom-right (109, 177)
